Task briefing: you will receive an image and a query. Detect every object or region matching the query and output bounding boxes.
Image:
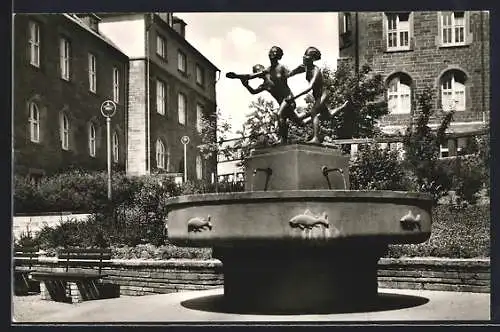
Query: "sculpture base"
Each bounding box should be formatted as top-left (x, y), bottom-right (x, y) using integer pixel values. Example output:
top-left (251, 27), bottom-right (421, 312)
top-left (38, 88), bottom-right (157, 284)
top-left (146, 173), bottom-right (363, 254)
top-left (213, 244), bottom-right (387, 314)
top-left (245, 144), bottom-right (350, 191)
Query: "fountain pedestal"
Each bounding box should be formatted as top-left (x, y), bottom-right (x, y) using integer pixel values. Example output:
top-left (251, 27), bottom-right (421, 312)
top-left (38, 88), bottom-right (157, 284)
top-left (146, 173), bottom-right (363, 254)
top-left (214, 244), bottom-right (386, 313)
top-left (166, 144), bottom-right (433, 314)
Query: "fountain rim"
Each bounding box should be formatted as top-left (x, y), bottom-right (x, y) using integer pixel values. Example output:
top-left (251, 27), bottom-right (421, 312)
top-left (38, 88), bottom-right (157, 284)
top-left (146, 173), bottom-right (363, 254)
top-left (165, 190), bottom-right (433, 206)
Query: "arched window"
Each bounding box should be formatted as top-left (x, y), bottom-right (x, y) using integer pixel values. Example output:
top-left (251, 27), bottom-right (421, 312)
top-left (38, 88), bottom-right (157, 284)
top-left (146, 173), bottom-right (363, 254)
top-left (60, 113), bottom-right (69, 150)
top-left (156, 139), bottom-right (165, 169)
top-left (387, 74), bottom-right (412, 114)
top-left (196, 155), bottom-right (203, 180)
top-left (112, 131), bottom-right (119, 163)
top-left (28, 102), bottom-right (40, 142)
top-left (441, 70), bottom-right (466, 111)
top-left (88, 123), bottom-right (96, 157)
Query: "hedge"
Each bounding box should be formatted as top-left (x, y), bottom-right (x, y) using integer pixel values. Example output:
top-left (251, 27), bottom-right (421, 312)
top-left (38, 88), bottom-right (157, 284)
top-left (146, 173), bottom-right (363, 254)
top-left (386, 204), bottom-right (490, 258)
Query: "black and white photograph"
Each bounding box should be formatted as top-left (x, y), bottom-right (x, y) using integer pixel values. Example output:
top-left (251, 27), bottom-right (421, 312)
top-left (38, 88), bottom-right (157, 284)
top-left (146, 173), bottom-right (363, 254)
top-left (11, 10), bottom-right (491, 323)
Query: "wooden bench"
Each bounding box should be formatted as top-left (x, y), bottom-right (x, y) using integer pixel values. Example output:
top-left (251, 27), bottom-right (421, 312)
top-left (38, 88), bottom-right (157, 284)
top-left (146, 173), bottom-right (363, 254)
top-left (14, 247), bottom-right (41, 295)
top-left (30, 248), bottom-right (118, 303)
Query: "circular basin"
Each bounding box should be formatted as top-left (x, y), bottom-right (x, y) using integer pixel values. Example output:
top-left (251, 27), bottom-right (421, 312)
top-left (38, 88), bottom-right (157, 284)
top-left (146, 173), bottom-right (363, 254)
top-left (166, 190), bottom-right (433, 247)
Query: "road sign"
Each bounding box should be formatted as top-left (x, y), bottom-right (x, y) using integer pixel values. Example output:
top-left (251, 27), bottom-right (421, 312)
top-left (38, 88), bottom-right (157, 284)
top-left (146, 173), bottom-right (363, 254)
top-left (181, 136), bottom-right (190, 145)
top-left (100, 100), bottom-right (117, 118)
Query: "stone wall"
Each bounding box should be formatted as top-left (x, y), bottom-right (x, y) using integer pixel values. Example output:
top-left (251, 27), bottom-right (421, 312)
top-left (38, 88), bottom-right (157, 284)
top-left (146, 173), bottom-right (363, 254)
top-left (18, 257), bottom-right (490, 297)
top-left (378, 257), bottom-right (490, 293)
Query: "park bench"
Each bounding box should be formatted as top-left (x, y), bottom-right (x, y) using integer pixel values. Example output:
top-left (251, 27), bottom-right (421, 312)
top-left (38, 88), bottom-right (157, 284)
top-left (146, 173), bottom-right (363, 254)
top-left (30, 248), bottom-right (118, 303)
top-left (14, 247), bottom-right (41, 295)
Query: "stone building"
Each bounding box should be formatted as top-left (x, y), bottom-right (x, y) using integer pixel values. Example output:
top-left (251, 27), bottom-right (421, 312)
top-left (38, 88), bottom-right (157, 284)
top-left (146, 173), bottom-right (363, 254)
top-left (98, 13), bottom-right (220, 180)
top-left (13, 13), bottom-right (129, 180)
top-left (338, 11), bottom-right (489, 157)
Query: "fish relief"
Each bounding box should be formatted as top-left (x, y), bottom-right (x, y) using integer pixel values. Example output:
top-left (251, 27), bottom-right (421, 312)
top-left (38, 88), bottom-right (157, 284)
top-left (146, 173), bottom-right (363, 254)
top-left (289, 209), bottom-right (338, 239)
top-left (187, 216), bottom-right (213, 233)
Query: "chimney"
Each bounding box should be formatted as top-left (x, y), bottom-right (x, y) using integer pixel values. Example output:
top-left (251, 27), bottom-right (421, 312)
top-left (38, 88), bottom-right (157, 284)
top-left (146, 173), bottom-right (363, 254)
top-left (76, 13), bottom-right (101, 33)
top-left (157, 12), bottom-right (174, 27)
top-left (172, 16), bottom-right (187, 38)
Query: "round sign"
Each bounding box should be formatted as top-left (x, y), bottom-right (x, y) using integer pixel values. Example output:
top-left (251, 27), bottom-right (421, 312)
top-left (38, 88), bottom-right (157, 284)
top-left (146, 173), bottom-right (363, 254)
top-left (100, 100), bottom-right (117, 118)
top-left (180, 136), bottom-right (190, 145)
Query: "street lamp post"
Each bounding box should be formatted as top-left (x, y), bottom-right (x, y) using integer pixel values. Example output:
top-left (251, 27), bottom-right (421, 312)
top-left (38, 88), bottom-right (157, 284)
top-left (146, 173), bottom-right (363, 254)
top-left (180, 136), bottom-right (190, 183)
top-left (101, 100), bottom-right (117, 200)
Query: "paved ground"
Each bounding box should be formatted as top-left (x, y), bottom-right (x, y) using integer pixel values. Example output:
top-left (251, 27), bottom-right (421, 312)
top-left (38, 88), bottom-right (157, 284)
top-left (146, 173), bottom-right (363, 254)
top-left (12, 288), bottom-right (490, 323)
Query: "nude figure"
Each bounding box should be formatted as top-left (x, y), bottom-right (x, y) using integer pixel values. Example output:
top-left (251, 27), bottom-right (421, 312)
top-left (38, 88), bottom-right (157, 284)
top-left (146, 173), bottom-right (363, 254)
top-left (287, 47), bottom-right (349, 144)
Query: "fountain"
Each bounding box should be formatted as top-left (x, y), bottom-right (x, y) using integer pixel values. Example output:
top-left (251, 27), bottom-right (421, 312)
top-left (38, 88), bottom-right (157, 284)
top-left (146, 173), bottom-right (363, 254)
top-left (166, 46), bottom-right (433, 314)
top-left (165, 46), bottom-right (433, 314)
top-left (166, 143), bottom-right (432, 313)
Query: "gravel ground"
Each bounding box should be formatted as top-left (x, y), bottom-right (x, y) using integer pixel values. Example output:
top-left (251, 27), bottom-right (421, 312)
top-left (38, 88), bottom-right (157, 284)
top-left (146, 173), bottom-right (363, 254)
top-left (12, 294), bottom-right (75, 323)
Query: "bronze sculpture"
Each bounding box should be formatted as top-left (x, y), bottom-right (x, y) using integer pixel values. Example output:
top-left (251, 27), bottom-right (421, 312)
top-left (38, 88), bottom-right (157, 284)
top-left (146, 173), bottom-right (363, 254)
top-left (226, 46), bottom-right (303, 144)
top-left (227, 46), bottom-right (348, 145)
top-left (287, 46), bottom-right (348, 144)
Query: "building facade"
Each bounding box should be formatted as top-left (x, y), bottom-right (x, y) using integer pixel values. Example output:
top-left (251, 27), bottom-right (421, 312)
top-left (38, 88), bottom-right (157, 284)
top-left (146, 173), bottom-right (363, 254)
top-left (99, 13), bottom-right (219, 181)
top-left (338, 11), bottom-right (489, 157)
top-left (13, 13), bottom-right (129, 180)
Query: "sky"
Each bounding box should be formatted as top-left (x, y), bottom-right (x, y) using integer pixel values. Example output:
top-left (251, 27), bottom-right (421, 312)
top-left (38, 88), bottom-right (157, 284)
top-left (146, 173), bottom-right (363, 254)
top-left (178, 13), bottom-right (340, 137)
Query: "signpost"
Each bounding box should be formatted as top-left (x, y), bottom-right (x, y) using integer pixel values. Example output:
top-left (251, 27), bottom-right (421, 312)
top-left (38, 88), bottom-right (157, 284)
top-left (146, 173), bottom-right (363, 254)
top-left (180, 135), bottom-right (190, 183)
top-left (101, 100), bottom-right (117, 200)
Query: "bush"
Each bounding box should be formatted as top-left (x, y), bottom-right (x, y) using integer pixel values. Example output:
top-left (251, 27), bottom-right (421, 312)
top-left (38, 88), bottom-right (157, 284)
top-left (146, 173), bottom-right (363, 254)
top-left (387, 204), bottom-right (490, 258)
top-left (111, 244), bottom-right (212, 260)
top-left (349, 144), bottom-right (408, 191)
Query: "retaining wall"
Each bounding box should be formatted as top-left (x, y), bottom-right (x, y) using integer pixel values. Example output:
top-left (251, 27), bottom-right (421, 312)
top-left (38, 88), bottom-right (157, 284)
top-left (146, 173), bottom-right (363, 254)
top-left (17, 257), bottom-right (490, 296)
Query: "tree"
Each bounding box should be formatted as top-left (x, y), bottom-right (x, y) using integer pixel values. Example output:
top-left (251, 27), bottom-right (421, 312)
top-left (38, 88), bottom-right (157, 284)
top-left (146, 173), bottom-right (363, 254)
top-left (402, 86), bottom-right (455, 204)
top-left (309, 63), bottom-right (388, 141)
top-left (198, 108), bottom-right (234, 161)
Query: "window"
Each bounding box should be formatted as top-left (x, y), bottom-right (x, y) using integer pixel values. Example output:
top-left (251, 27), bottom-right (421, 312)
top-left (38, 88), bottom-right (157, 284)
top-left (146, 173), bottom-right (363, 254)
top-left (113, 67), bottom-right (120, 103)
top-left (156, 34), bottom-right (166, 58)
top-left (60, 113), bottom-right (69, 150)
top-left (195, 64), bottom-right (204, 86)
top-left (387, 74), bottom-right (411, 114)
top-left (196, 103), bottom-right (204, 132)
top-left (28, 20), bottom-right (40, 67)
top-left (441, 12), bottom-right (466, 46)
top-left (88, 123), bottom-right (96, 157)
top-left (178, 92), bottom-right (186, 125)
top-left (88, 53), bottom-right (96, 93)
top-left (156, 139), bottom-right (165, 169)
top-left (60, 37), bottom-right (70, 80)
top-left (440, 141), bottom-right (449, 158)
top-left (177, 50), bottom-right (186, 73)
top-left (386, 12), bottom-right (411, 51)
top-left (28, 102), bottom-right (40, 143)
top-left (341, 12), bottom-right (352, 34)
top-left (156, 80), bottom-right (166, 115)
top-left (441, 70), bottom-right (466, 111)
top-left (196, 155), bottom-right (203, 180)
top-left (112, 131), bottom-right (119, 163)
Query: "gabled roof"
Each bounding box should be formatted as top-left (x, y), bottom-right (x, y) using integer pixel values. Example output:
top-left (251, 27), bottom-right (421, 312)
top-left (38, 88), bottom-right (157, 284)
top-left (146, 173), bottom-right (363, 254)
top-left (62, 13), bottom-right (128, 58)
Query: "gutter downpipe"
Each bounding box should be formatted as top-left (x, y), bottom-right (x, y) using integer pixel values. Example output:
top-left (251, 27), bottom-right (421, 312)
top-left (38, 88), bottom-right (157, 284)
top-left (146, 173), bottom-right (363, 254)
top-left (480, 11), bottom-right (486, 125)
top-left (146, 14), bottom-right (153, 174)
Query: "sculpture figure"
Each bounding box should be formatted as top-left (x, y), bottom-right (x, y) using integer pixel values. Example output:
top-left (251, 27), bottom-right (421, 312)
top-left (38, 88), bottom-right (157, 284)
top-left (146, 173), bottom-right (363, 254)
top-left (287, 46), bottom-right (349, 144)
top-left (226, 46), bottom-right (303, 144)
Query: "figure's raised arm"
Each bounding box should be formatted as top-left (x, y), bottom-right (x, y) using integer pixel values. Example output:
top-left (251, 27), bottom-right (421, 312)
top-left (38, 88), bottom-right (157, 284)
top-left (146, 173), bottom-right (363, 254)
top-left (288, 67), bottom-right (320, 101)
top-left (241, 79), bottom-right (266, 95)
top-left (288, 64), bottom-right (306, 78)
top-left (226, 69), bottom-right (268, 81)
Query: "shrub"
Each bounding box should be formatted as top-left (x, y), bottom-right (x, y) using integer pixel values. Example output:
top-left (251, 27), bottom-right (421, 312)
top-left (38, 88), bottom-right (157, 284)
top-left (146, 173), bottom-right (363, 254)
top-left (387, 204), bottom-right (490, 258)
top-left (111, 244), bottom-right (212, 260)
top-left (349, 144), bottom-right (408, 191)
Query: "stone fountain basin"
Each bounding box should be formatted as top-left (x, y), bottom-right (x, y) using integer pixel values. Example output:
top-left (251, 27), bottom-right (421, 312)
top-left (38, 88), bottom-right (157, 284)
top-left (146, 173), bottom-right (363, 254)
top-left (166, 190), bottom-right (433, 246)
